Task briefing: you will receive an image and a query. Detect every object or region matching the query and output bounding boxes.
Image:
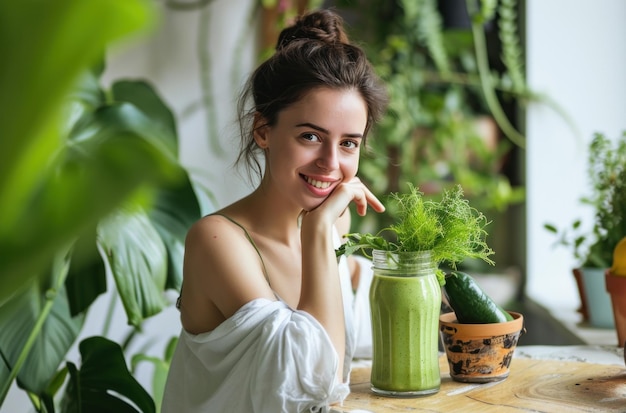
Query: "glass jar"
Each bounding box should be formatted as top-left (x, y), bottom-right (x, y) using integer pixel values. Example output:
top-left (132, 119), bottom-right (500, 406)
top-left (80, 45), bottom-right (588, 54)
top-left (369, 249), bottom-right (441, 397)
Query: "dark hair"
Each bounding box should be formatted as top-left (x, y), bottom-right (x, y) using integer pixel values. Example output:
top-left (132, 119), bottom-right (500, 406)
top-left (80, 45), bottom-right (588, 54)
top-left (236, 8), bottom-right (388, 182)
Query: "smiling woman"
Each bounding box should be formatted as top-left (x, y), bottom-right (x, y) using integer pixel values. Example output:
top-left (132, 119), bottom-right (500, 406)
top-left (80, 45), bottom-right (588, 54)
top-left (161, 8), bottom-right (389, 413)
top-left (256, 87), bottom-right (368, 210)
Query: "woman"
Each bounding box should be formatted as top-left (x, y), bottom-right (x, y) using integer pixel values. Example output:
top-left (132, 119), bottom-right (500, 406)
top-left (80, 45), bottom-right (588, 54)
top-left (162, 9), bottom-right (388, 412)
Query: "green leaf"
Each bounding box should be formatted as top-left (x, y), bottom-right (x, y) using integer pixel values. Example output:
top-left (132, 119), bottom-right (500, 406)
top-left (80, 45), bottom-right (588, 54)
top-left (111, 80), bottom-right (178, 148)
top-left (0, 270), bottom-right (83, 396)
top-left (99, 210), bottom-right (168, 327)
top-left (0, 0), bottom-right (154, 191)
top-left (0, 105), bottom-right (182, 296)
top-left (543, 223), bottom-right (558, 233)
top-left (0, 0), bottom-right (156, 306)
top-left (61, 337), bottom-right (155, 413)
top-left (65, 228), bottom-right (107, 317)
top-left (149, 173), bottom-right (202, 291)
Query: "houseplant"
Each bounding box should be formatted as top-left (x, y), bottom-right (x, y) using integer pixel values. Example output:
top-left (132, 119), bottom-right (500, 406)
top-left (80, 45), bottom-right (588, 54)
top-left (606, 236), bottom-right (626, 347)
top-left (328, 0), bottom-right (586, 303)
top-left (545, 131), bottom-right (626, 328)
top-left (331, 0), bottom-right (545, 238)
top-left (0, 1), bottom-right (207, 411)
top-left (337, 184), bottom-right (494, 396)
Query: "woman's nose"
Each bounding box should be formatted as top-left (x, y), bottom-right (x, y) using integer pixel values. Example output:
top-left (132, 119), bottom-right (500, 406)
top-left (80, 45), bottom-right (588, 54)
top-left (315, 144), bottom-right (339, 170)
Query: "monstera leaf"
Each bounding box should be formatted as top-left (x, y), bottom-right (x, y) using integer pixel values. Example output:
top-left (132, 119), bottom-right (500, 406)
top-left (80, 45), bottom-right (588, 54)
top-left (61, 337), bottom-right (155, 413)
top-left (0, 0), bottom-right (205, 410)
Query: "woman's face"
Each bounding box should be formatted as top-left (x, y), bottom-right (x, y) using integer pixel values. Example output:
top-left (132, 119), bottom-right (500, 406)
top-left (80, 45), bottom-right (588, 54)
top-left (255, 87), bottom-right (368, 211)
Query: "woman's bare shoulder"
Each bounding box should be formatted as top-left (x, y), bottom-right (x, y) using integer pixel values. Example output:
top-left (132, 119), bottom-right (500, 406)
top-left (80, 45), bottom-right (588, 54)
top-left (184, 213), bottom-right (261, 279)
top-left (181, 212), bottom-right (275, 329)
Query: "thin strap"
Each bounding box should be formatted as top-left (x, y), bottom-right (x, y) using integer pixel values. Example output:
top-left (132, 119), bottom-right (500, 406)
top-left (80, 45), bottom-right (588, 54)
top-left (212, 213), bottom-right (271, 285)
top-left (176, 213), bottom-right (271, 310)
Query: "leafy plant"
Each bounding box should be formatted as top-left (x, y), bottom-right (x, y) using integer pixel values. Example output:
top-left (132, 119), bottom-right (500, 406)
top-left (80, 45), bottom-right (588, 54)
top-left (545, 131), bottom-right (626, 269)
top-left (0, 0), bottom-right (207, 411)
top-left (333, 0), bottom-right (533, 222)
top-left (337, 184), bottom-right (494, 284)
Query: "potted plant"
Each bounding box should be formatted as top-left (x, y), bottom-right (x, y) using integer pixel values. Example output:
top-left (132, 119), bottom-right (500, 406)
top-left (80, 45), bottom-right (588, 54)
top-left (336, 184), bottom-right (495, 396)
top-left (606, 236), bottom-right (626, 348)
top-left (545, 131), bottom-right (626, 328)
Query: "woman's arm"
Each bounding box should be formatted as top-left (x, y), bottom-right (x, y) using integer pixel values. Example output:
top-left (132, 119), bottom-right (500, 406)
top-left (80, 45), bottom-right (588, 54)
top-left (335, 208), bottom-right (362, 292)
top-left (299, 178), bottom-right (384, 380)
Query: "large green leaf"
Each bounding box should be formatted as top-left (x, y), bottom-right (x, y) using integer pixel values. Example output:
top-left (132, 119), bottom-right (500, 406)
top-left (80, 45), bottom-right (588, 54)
top-left (0, 0), bottom-right (156, 306)
top-left (111, 80), bottom-right (178, 148)
top-left (61, 337), bottom-right (155, 413)
top-left (0, 0), bottom-right (154, 191)
top-left (0, 256), bottom-right (83, 398)
top-left (65, 228), bottom-right (108, 317)
top-left (0, 104), bottom-right (182, 296)
top-left (150, 174), bottom-right (202, 291)
top-left (111, 79), bottom-right (203, 291)
top-left (99, 210), bottom-right (168, 327)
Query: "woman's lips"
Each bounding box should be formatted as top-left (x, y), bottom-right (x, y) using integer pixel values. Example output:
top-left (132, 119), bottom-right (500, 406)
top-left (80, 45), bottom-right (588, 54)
top-left (301, 174), bottom-right (335, 194)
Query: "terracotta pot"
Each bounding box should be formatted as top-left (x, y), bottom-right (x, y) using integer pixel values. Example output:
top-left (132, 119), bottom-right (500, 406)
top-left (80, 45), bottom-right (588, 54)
top-left (572, 268), bottom-right (589, 322)
top-left (605, 269), bottom-right (626, 348)
top-left (439, 311), bottom-right (524, 383)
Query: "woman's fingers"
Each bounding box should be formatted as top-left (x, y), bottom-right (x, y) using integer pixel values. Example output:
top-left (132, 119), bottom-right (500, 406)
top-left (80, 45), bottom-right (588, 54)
top-left (304, 177), bottom-right (385, 222)
top-left (363, 187), bottom-right (385, 213)
top-left (339, 178), bottom-right (385, 216)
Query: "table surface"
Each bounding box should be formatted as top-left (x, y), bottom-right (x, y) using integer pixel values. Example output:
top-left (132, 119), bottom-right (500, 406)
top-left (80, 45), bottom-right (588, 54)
top-left (332, 348), bottom-right (626, 413)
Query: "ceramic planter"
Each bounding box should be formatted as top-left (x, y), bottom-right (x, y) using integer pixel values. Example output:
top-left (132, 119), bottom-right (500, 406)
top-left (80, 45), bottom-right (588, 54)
top-left (439, 311), bottom-right (524, 383)
top-left (605, 269), bottom-right (626, 348)
top-left (578, 267), bottom-right (614, 328)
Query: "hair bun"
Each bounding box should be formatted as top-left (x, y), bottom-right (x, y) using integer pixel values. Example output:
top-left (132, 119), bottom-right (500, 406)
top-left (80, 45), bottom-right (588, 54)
top-left (276, 9), bottom-right (349, 50)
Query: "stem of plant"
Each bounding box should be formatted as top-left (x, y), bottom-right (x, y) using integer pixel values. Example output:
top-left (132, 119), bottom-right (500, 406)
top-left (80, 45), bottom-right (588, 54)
top-left (468, 1), bottom-right (526, 149)
top-left (198, 5), bottom-right (224, 156)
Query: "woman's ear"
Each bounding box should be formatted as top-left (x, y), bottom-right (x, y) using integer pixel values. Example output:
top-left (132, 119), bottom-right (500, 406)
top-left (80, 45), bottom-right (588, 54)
top-left (253, 112), bottom-right (270, 149)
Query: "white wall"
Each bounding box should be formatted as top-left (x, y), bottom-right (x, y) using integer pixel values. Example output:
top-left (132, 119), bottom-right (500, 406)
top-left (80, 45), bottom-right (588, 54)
top-left (525, 0), bottom-right (626, 309)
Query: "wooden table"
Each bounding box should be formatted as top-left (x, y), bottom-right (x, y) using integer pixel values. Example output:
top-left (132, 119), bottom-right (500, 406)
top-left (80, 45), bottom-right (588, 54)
top-left (333, 356), bottom-right (626, 412)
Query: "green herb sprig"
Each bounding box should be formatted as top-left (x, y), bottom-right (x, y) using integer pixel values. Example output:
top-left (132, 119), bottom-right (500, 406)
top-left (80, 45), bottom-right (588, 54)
top-left (337, 184), bottom-right (495, 284)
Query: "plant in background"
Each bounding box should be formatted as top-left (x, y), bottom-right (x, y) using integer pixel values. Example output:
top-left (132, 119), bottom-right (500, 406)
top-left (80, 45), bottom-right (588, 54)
top-left (337, 184), bottom-right (494, 284)
top-left (545, 131), bottom-right (626, 269)
top-left (0, 1), bottom-right (208, 411)
top-left (333, 0), bottom-right (540, 232)
top-left (332, 1), bottom-right (576, 283)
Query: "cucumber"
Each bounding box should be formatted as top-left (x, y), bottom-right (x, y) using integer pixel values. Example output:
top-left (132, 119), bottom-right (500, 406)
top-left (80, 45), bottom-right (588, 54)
top-left (443, 271), bottom-right (514, 324)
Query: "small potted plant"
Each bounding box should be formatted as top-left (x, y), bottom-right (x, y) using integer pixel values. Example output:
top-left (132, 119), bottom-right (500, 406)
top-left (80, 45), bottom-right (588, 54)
top-left (337, 184), bottom-right (498, 395)
top-left (606, 236), bottom-right (626, 348)
top-left (545, 131), bottom-right (626, 328)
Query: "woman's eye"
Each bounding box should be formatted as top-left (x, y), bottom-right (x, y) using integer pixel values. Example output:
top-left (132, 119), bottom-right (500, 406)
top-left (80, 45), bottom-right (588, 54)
top-left (342, 140), bottom-right (359, 149)
top-left (302, 133), bottom-right (321, 142)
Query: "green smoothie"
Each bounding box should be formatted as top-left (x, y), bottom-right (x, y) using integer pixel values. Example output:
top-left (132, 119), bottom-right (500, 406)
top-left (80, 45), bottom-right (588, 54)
top-left (369, 267), bottom-right (441, 396)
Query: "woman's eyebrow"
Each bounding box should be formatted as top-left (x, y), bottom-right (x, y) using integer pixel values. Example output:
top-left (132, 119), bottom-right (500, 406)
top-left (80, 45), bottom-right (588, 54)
top-left (295, 122), bottom-right (363, 138)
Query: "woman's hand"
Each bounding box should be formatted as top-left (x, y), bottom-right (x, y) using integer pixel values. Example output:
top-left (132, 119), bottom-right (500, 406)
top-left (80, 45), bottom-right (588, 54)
top-left (304, 177), bottom-right (385, 226)
top-left (340, 176), bottom-right (385, 217)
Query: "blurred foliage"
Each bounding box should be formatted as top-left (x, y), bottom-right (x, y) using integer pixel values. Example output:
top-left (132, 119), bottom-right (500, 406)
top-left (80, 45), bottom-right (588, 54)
top-left (0, 0), bottom-right (205, 411)
top-left (331, 0), bottom-right (532, 237)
